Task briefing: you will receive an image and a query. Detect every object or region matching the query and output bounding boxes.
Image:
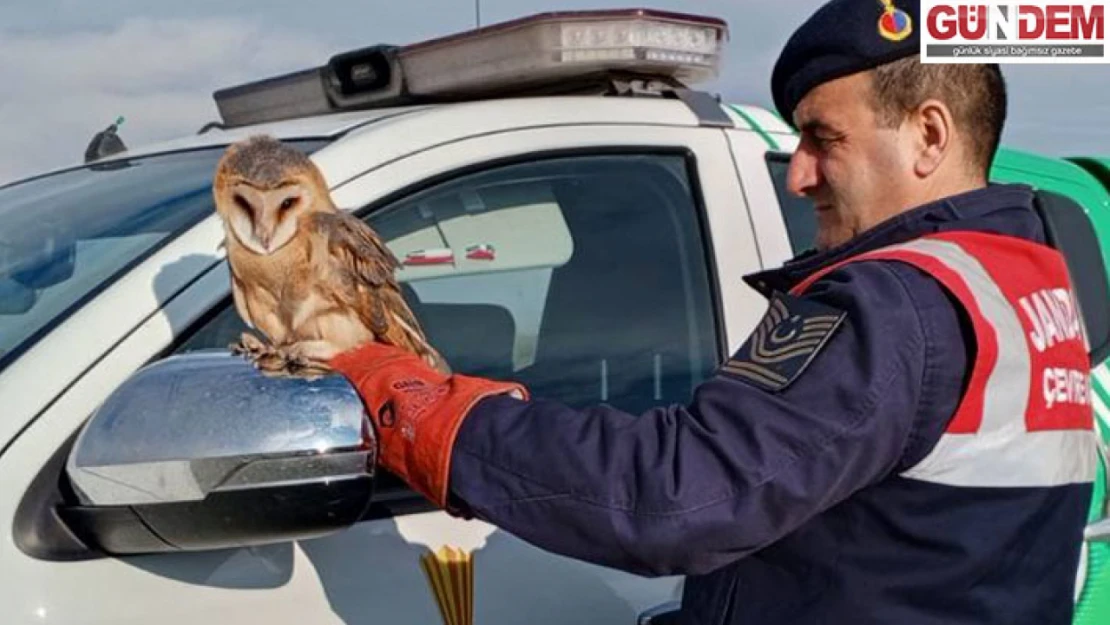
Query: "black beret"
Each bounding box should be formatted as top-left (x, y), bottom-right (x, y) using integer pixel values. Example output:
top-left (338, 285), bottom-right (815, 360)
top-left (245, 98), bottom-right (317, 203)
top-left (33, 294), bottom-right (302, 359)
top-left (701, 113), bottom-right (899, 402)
top-left (771, 0), bottom-right (920, 126)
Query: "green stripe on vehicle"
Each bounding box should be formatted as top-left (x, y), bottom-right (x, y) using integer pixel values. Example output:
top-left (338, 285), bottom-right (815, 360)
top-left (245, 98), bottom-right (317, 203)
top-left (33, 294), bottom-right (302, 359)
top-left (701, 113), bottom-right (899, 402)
top-left (1094, 367), bottom-right (1110, 431)
top-left (727, 104), bottom-right (780, 150)
top-left (1077, 364), bottom-right (1110, 625)
top-left (1077, 465), bottom-right (1110, 625)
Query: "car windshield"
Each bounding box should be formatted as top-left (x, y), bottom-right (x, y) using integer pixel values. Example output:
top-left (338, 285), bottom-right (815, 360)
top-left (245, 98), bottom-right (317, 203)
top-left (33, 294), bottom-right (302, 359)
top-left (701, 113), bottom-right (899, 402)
top-left (0, 140), bottom-right (327, 371)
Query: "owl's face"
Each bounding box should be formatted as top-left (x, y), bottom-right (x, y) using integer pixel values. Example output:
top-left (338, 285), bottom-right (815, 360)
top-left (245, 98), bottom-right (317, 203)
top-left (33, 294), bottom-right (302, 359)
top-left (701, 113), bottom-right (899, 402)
top-left (213, 136), bottom-right (326, 256)
top-left (220, 178), bottom-right (314, 256)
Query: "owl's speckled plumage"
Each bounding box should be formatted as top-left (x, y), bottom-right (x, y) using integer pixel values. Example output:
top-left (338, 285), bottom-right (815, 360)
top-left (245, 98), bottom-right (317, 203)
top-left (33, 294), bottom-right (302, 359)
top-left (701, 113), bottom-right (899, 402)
top-left (212, 135), bottom-right (449, 378)
top-left (220, 136), bottom-right (316, 188)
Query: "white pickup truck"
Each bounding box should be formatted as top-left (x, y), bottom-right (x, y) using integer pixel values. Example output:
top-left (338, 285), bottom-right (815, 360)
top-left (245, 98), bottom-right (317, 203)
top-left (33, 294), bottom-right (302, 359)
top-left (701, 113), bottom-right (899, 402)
top-left (2, 9), bottom-right (1109, 625)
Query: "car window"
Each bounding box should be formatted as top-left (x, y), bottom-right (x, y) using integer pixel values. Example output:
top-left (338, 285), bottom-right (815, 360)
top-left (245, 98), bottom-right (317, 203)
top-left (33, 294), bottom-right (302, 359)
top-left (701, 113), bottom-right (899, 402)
top-left (372, 153), bottom-right (721, 412)
top-left (765, 151), bottom-right (818, 255)
top-left (0, 140), bottom-right (327, 373)
top-left (173, 298), bottom-right (250, 354)
top-left (177, 152), bottom-right (722, 509)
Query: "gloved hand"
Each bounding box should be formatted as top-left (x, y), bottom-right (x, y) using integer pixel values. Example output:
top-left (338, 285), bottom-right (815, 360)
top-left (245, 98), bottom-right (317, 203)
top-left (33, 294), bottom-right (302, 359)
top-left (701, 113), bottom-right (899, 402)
top-left (329, 341), bottom-right (528, 508)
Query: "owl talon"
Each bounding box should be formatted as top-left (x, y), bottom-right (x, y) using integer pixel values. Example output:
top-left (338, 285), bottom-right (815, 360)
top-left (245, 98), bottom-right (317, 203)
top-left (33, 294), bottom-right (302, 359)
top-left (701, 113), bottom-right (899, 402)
top-left (238, 342), bottom-right (331, 380)
top-left (282, 348), bottom-right (333, 379)
top-left (276, 341), bottom-right (337, 380)
top-left (288, 358), bottom-right (331, 380)
top-left (230, 332), bottom-right (270, 359)
top-left (253, 350), bottom-right (288, 373)
top-left (229, 333), bottom-right (294, 376)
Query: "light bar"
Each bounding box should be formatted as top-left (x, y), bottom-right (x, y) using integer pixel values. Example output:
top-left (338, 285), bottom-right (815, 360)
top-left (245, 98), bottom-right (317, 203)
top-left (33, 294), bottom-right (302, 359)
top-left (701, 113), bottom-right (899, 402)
top-left (398, 9), bottom-right (728, 96)
top-left (214, 45), bottom-right (405, 127)
top-left (214, 68), bottom-right (334, 128)
top-left (212, 9), bottom-right (729, 127)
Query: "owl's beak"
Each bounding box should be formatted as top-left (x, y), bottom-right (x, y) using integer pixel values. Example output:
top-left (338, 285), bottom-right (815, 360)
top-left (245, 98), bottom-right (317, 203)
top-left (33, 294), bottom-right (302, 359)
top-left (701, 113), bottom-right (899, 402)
top-left (252, 220), bottom-right (275, 252)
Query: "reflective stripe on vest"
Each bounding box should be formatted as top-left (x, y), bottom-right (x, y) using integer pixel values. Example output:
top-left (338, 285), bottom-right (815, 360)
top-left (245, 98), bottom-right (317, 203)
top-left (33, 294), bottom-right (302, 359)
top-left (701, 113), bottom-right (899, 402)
top-left (791, 231), bottom-right (1099, 488)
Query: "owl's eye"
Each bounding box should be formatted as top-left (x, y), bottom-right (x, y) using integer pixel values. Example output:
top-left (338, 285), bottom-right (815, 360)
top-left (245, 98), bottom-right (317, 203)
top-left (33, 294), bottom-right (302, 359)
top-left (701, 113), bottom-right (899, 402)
top-left (233, 194), bottom-right (251, 212)
top-left (279, 197), bottom-right (297, 212)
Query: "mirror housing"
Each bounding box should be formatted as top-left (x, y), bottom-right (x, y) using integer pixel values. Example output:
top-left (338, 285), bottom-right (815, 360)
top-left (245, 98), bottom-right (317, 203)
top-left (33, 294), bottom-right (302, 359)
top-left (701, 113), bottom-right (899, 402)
top-left (64, 351), bottom-right (376, 555)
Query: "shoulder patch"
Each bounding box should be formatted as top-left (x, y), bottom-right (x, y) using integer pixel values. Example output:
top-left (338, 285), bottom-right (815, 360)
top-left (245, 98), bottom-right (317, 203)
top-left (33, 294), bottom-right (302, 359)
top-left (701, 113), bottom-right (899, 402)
top-left (720, 291), bottom-right (846, 392)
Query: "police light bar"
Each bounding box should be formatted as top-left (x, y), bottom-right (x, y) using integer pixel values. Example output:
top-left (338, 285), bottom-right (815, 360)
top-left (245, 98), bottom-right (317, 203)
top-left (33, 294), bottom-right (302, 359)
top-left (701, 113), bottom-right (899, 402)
top-left (399, 9), bottom-right (727, 96)
top-left (213, 8), bottom-right (728, 127)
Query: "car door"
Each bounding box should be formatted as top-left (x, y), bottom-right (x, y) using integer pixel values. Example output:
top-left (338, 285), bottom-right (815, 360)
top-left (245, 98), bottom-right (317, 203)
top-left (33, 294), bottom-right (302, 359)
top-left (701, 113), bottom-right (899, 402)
top-left (175, 126), bottom-right (763, 624)
top-left (3, 124), bottom-right (769, 624)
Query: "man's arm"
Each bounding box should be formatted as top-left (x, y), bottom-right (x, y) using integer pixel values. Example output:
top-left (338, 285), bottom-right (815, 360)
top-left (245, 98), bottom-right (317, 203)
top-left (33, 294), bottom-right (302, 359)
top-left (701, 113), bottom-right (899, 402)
top-left (445, 261), bottom-right (959, 577)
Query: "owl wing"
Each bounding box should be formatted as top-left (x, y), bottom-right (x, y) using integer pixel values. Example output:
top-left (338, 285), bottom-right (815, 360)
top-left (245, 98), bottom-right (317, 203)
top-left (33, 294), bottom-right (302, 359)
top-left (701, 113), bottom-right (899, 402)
top-left (308, 210), bottom-right (450, 373)
top-left (229, 268), bottom-right (255, 331)
top-left (308, 210), bottom-right (400, 288)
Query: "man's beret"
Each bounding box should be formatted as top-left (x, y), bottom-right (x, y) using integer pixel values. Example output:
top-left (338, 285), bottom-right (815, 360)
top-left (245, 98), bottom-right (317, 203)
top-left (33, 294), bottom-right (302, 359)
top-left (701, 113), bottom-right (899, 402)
top-left (771, 0), bottom-right (920, 126)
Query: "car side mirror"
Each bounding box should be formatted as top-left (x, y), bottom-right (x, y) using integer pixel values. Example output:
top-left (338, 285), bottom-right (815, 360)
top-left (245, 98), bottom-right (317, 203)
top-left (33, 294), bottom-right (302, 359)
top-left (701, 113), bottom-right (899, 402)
top-left (63, 351), bottom-right (376, 555)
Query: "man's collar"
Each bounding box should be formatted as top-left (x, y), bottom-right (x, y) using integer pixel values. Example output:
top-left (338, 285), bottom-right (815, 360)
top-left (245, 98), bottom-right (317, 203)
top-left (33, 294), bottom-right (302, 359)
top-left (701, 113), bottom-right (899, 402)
top-left (744, 183), bottom-right (1038, 296)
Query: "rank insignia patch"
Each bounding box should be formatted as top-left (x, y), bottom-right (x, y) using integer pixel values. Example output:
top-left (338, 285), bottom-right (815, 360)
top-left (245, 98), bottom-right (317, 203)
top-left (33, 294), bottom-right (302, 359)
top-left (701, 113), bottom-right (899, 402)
top-left (721, 291), bottom-right (846, 392)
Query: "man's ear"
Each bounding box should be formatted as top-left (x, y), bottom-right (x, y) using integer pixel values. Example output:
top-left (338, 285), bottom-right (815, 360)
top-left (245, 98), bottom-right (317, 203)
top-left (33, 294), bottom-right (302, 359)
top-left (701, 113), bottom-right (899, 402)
top-left (912, 98), bottom-right (954, 178)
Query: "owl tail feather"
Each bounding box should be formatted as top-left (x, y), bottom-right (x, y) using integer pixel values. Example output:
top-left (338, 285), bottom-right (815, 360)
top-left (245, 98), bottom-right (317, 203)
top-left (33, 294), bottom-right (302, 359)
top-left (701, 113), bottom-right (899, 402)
top-left (385, 310), bottom-right (452, 375)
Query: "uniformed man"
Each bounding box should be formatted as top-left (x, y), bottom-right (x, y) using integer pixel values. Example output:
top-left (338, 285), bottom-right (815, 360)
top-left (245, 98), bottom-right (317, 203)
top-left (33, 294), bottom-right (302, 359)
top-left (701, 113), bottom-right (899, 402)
top-left (329, 1), bottom-right (1100, 622)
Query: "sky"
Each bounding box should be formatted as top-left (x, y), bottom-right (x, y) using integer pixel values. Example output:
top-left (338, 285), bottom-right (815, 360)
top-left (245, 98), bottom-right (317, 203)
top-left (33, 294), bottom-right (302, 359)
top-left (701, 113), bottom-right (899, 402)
top-left (2, 0), bottom-right (1109, 186)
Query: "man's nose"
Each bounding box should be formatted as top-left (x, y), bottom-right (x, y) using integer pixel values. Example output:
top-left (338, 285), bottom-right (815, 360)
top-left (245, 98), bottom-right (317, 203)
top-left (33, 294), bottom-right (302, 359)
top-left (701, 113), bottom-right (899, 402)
top-left (786, 145), bottom-right (821, 198)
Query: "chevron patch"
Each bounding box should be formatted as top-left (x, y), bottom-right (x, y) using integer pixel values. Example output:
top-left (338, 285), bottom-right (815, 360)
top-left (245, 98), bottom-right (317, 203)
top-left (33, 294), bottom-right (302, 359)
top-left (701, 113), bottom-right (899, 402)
top-left (721, 291), bottom-right (846, 392)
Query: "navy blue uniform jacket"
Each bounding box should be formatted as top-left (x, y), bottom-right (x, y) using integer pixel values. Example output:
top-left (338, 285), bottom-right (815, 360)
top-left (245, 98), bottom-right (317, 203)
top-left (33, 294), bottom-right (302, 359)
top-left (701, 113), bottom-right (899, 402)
top-left (446, 184), bottom-right (1092, 624)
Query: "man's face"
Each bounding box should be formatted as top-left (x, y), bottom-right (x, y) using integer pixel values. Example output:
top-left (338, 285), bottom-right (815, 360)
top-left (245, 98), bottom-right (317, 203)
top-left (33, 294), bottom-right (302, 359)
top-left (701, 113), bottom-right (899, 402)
top-left (787, 72), bottom-right (917, 251)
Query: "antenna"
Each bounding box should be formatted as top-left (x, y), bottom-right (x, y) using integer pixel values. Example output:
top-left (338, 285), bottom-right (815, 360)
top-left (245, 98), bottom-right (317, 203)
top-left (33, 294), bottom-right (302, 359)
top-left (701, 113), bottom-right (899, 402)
top-left (84, 116), bottom-right (128, 163)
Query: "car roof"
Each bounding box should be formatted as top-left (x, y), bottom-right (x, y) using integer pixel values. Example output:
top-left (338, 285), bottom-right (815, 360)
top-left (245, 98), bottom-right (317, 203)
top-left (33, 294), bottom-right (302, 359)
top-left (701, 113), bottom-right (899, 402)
top-left (5, 107), bottom-right (428, 185)
top-left (8, 95), bottom-right (793, 189)
top-left (120, 107), bottom-right (432, 158)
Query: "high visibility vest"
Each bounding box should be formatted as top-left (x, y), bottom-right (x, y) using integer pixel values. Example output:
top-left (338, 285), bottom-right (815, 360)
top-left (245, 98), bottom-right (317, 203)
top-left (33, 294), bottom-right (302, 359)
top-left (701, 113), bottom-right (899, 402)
top-left (791, 230), bottom-right (1099, 488)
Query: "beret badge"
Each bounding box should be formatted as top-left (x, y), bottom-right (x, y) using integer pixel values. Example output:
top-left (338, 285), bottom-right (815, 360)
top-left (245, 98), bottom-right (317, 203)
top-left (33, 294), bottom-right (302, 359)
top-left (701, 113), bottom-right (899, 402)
top-left (878, 0), bottom-right (914, 42)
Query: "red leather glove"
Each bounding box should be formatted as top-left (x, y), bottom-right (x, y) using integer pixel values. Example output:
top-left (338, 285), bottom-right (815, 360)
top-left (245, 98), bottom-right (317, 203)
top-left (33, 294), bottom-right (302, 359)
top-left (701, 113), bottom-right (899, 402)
top-left (328, 342), bottom-right (528, 508)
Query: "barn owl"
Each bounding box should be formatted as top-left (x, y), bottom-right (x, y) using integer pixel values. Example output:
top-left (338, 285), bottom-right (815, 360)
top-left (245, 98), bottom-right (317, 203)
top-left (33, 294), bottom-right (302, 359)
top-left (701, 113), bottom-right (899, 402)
top-left (212, 135), bottom-right (449, 378)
